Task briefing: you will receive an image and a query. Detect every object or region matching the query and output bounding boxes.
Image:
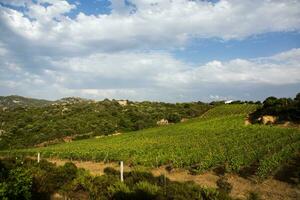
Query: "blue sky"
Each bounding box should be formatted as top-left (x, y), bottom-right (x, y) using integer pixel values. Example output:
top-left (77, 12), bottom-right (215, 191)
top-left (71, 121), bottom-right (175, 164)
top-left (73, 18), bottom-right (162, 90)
top-left (173, 32), bottom-right (300, 64)
top-left (67, 0), bottom-right (112, 16)
top-left (0, 0), bottom-right (300, 102)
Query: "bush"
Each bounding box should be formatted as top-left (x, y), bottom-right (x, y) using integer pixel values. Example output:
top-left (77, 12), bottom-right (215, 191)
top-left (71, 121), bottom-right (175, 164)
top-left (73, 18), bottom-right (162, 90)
top-left (104, 167), bottom-right (119, 175)
top-left (0, 158), bottom-right (234, 200)
top-left (89, 175), bottom-right (118, 199)
top-left (6, 167), bottom-right (33, 200)
top-left (167, 113), bottom-right (181, 123)
top-left (108, 182), bottom-right (131, 200)
top-left (0, 183), bottom-right (9, 200)
top-left (132, 181), bottom-right (160, 199)
top-left (61, 162), bottom-right (78, 181)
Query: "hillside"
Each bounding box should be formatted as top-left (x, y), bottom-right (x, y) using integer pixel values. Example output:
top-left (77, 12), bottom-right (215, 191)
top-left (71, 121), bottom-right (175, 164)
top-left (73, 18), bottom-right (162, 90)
top-left (0, 95), bottom-right (96, 109)
top-left (0, 95), bottom-right (53, 109)
top-left (0, 98), bottom-right (211, 149)
top-left (6, 104), bottom-right (300, 179)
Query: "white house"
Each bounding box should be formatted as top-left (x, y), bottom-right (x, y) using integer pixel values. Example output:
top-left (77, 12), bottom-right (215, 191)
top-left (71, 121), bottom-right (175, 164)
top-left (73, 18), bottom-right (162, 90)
top-left (225, 100), bottom-right (234, 104)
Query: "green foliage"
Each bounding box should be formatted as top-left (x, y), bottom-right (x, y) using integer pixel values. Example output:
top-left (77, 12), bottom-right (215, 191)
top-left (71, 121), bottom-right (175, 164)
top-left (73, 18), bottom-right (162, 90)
top-left (0, 95), bottom-right (53, 109)
top-left (133, 181), bottom-right (160, 198)
top-left (274, 153), bottom-right (300, 185)
top-left (201, 187), bottom-right (221, 200)
top-left (2, 167), bottom-right (33, 200)
top-left (249, 92), bottom-right (300, 123)
top-left (0, 158), bottom-right (234, 200)
top-left (3, 104), bottom-right (299, 179)
top-left (257, 141), bottom-right (300, 178)
top-left (167, 113), bottom-right (181, 123)
top-left (108, 182), bottom-right (131, 199)
top-left (0, 182), bottom-right (9, 200)
top-left (0, 99), bottom-right (211, 149)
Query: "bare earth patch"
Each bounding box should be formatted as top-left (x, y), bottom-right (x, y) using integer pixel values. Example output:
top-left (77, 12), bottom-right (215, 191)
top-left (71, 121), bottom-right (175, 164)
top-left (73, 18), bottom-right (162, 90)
top-left (47, 158), bottom-right (300, 200)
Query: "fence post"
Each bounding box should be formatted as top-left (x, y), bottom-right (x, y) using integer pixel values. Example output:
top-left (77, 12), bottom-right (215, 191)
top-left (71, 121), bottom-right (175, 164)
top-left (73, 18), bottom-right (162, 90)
top-left (164, 172), bottom-right (166, 195)
top-left (120, 161), bottom-right (124, 182)
top-left (37, 152), bottom-right (40, 163)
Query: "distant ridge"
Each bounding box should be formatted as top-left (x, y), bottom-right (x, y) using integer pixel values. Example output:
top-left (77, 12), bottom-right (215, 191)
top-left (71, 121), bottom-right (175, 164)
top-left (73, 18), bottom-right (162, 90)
top-left (0, 95), bottom-right (94, 108)
top-left (0, 95), bottom-right (53, 108)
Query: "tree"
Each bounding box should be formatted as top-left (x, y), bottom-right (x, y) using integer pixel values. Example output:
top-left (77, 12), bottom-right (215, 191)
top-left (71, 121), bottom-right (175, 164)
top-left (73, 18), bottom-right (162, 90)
top-left (167, 113), bottom-right (181, 123)
top-left (6, 168), bottom-right (33, 200)
top-left (295, 93), bottom-right (300, 101)
top-left (263, 96), bottom-right (277, 107)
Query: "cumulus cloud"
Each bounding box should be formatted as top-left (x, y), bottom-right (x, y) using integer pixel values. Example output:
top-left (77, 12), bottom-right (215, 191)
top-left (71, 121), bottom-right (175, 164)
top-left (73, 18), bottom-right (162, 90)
top-left (0, 0), bottom-right (300, 54)
top-left (1, 43), bottom-right (299, 101)
top-left (0, 0), bottom-right (300, 101)
top-left (156, 49), bottom-right (300, 88)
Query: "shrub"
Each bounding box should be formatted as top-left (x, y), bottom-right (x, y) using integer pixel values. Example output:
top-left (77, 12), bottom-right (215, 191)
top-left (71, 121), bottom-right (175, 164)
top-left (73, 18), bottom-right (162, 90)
top-left (201, 187), bottom-right (221, 200)
top-left (104, 167), bottom-right (119, 175)
top-left (0, 183), bottom-right (9, 200)
top-left (6, 167), bottom-right (33, 200)
top-left (167, 113), bottom-right (181, 123)
top-left (124, 170), bottom-right (158, 187)
top-left (108, 182), bottom-right (131, 200)
top-left (61, 162), bottom-right (78, 181)
top-left (89, 175), bottom-right (118, 199)
top-left (132, 181), bottom-right (160, 199)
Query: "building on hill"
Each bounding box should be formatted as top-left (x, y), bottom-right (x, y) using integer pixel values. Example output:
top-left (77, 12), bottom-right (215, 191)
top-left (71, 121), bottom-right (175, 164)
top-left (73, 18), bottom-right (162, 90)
top-left (225, 100), bottom-right (233, 104)
top-left (117, 100), bottom-right (128, 106)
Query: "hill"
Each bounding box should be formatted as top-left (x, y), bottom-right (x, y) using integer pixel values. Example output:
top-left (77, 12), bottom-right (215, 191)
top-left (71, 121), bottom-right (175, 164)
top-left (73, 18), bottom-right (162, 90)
top-left (0, 98), bottom-right (211, 149)
top-left (0, 95), bottom-right (53, 109)
top-left (5, 104), bottom-right (299, 179)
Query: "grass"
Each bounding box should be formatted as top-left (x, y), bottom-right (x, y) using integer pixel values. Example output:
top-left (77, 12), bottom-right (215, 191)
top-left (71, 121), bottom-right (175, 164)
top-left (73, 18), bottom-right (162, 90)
top-left (3, 104), bottom-right (300, 178)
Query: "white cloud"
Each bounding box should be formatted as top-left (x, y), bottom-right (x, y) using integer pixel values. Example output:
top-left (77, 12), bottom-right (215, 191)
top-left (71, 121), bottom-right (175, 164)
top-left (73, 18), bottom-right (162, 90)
top-left (51, 52), bottom-right (184, 79)
top-left (153, 49), bottom-right (300, 88)
top-left (1, 44), bottom-right (299, 101)
top-left (0, 0), bottom-right (300, 54)
top-left (0, 1), bottom-right (300, 101)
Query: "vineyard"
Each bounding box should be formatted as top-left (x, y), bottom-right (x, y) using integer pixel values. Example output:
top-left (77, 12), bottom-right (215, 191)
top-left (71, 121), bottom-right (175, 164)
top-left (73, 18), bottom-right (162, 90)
top-left (3, 104), bottom-right (300, 178)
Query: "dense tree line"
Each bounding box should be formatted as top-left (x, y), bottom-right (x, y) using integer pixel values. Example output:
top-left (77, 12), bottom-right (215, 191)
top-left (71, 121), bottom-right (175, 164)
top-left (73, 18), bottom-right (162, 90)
top-left (249, 93), bottom-right (300, 124)
top-left (0, 100), bottom-right (211, 149)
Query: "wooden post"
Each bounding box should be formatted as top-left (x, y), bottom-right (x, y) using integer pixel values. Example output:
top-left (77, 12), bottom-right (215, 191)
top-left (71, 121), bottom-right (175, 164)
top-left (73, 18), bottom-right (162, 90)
top-left (37, 152), bottom-right (40, 163)
top-left (164, 172), bottom-right (166, 195)
top-left (120, 161), bottom-right (124, 182)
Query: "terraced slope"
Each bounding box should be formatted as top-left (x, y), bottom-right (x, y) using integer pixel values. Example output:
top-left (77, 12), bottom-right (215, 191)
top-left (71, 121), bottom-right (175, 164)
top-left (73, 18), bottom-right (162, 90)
top-left (3, 104), bottom-right (300, 178)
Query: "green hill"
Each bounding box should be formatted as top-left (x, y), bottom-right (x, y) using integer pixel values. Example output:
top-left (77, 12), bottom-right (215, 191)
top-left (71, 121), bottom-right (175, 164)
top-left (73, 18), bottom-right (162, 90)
top-left (0, 95), bottom-right (53, 108)
top-left (0, 99), bottom-right (211, 149)
top-left (4, 104), bottom-right (300, 178)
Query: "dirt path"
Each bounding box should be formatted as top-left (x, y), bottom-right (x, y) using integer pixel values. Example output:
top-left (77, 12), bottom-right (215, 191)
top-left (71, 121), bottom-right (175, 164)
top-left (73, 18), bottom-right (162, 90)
top-left (48, 158), bottom-right (299, 200)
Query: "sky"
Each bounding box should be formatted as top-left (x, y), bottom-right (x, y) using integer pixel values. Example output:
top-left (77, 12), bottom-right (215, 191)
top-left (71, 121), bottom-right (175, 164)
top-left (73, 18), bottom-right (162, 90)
top-left (0, 0), bottom-right (299, 102)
